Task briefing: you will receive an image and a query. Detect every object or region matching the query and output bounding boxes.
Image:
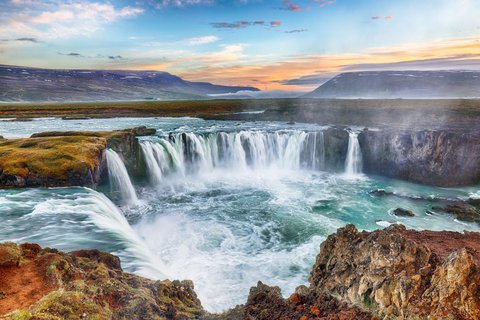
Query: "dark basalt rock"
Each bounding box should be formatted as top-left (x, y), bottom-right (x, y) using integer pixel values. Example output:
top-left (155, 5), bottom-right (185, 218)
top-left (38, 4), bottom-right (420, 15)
top-left (323, 127), bottom-right (349, 172)
top-left (432, 201), bottom-right (480, 223)
top-left (392, 208), bottom-right (415, 217)
top-left (358, 128), bottom-right (480, 186)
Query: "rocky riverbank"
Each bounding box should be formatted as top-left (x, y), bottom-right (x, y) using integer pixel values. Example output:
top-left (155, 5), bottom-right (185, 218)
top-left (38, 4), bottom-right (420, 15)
top-left (0, 242), bottom-right (203, 319)
top-left (2, 225), bottom-right (480, 319)
top-left (0, 126), bottom-right (155, 188)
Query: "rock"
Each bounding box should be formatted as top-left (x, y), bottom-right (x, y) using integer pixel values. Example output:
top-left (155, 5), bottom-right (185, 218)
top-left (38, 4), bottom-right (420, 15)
top-left (1, 127), bottom-right (155, 189)
top-left (310, 224), bottom-right (480, 320)
top-left (323, 127), bottom-right (349, 172)
top-left (61, 116), bottom-right (91, 120)
top-left (358, 129), bottom-right (480, 187)
top-left (0, 242), bottom-right (204, 319)
top-left (467, 197), bottom-right (480, 206)
top-left (369, 189), bottom-right (394, 197)
top-left (392, 207), bottom-right (415, 217)
top-left (432, 201), bottom-right (480, 222)
top-left (129, 126), bottom-right (157, 136)
top-left (0, 243), bottom-right (21, 267)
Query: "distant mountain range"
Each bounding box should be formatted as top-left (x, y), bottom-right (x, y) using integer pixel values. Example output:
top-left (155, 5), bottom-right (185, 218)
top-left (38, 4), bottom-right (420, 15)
top-left (304, 71), bottom-right (480, 99)
top-left (0, 65), bottom-right (259, 102)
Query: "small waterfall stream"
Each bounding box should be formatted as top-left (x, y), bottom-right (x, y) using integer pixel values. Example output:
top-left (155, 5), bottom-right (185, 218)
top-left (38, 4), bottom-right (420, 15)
top-left (344, 132), bottom-right (363, 176)
top-left (106, 149), bottom-right (139, 205)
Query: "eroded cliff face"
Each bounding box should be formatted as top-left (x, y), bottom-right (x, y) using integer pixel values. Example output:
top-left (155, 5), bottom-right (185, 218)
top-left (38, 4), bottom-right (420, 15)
top-left (358, 129), bottom-right (480, 186)
top-left (0, 242), bottom-right (203, 320)
top-left (2, 225), bottom-right (480, 319)
top-left (323, 128), bottom-right (349, 172)
top-left (0, 127), bottom-right (155, 189)
top-left (311, 224), bottom-right (480, 320)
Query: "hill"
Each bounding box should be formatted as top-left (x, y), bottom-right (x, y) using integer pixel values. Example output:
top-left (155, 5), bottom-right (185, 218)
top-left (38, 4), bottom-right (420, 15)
top-left (304, 70), bottom-right (480, 98)
top-left (0, 65), bottom-right (259, 102)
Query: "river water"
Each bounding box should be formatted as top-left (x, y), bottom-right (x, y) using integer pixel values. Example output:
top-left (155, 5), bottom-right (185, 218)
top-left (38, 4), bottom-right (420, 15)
top-left (0, 117), bottom-right (479, 312)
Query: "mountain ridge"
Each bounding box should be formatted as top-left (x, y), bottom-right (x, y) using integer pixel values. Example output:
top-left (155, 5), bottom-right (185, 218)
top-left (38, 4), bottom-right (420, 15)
top-left (0, 65), bottom-right (259, 102)
top-left (304, 70), bottom-right (480, 99)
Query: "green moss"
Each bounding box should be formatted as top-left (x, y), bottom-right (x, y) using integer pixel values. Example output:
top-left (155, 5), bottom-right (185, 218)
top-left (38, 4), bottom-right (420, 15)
top-left (0, 242), bottom-right (22, 266)
top-left (15, 290), bottom-right (111, 320)
top-left (0, 136), bottom-right (106, 181)
top-left (10, 310), bottom-right (33, 320)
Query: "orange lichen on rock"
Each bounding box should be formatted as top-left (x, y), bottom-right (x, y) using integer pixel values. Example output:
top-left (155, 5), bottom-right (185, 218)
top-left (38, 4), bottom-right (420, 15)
top-left (0, 242), bottom-right (203, 320)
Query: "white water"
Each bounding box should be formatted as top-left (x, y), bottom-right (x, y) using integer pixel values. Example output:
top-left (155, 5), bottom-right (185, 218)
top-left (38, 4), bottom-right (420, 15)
top-left (2, 117), bottom-right (480, 313)
top-left (106, 149), bottom-right (139, 205)
top-left (345, 131), bottom-right (363, 176)
top-left (139, 131), bottom-right (326, 182)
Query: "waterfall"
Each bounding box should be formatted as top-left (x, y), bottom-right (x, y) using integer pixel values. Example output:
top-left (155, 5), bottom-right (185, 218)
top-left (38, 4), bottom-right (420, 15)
top-left (140, 130), bottom-right (326, 184)
top-left (344, 132), bottom-right (363, 176)
top-left (106, 149), bottom-right (139, 205)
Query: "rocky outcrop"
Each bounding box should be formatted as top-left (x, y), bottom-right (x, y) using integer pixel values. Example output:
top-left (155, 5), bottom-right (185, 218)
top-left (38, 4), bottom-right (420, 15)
top-left (358, 129), bottom-right (480, 186)
top-left (3, 225), bottom-right (480, 319)
top-left (310, 224), bottom-right (480, 320)
top-left (0, 136), bottom-right (108, 188)
top-left (213, 282), bottom-right (376, 320)
top-left (323, 128), bottom-right (349, 172)
top-left (0, 242), bottom-right (203, 319)
top-left (0, 127), bottom-right (155, 189)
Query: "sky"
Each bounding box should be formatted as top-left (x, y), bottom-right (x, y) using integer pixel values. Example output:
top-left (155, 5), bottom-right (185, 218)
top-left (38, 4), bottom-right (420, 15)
top-left (1, 0), bottom-right (480, 91)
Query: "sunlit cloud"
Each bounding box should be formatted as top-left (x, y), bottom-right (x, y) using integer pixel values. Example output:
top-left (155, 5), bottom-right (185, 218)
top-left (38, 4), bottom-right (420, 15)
top-left (280, 1), bottom-right (302, 11)
top-left (312, 0), bottom-right (336, 8)
top-left (0, 1), bottom-right (143, 39)
top-left (176, 37), bottom-right (480, 90)
top-left (187, 35), bottom-right (220, 45)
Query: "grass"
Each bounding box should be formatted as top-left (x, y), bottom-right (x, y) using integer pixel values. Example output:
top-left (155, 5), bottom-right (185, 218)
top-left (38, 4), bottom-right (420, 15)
top-left (0, 136), bottom-right (106, 180)
top-left (2, 98), bottom-right (480, 129)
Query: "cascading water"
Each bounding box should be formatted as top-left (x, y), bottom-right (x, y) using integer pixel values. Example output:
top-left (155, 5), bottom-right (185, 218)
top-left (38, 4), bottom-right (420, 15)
top-left (140, 130), bottom-right (326, 183)
top-left (2, 117), bottom-right (480, 313)
top-left (106, 149), bottom-right (139, 205)
top-left (344, 132), bottom-right (363, 176)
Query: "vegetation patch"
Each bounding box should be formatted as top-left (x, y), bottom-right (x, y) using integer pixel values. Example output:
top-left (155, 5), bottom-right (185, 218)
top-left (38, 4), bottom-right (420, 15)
top-left (0, 136), bottom-right (106, 181)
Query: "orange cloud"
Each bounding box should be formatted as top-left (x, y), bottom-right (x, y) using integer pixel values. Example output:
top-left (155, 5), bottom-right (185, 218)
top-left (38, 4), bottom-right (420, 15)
top-left (175, 37), bottom-right (480, 91)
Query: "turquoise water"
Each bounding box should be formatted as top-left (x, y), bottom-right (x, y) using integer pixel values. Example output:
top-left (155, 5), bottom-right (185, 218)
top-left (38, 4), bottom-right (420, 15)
top-left (0, 117), bottom-right (478, 312)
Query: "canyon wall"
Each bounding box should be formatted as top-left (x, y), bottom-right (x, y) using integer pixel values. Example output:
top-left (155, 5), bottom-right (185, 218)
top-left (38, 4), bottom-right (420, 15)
top-left (358, 129), bottom-right (480, 186)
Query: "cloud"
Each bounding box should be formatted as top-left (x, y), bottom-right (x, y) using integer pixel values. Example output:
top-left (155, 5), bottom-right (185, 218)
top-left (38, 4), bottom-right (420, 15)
top-left (58, 52), bottom-right (84, 57)
top-left (210, 20), bottom-right (282, 29)
top-left (201, 44), bottom-right (246, 62)
top-left (0, 2), bottom-right (143, 39)
top-left (177, 36), bottom-right (480, 91)
top-left (270, 20), bottom-right (282, 27)
top-left (280, 1), bottom-right (301, 11)
top-left (285, 29), bottom-right (307, 33)
top-left (187, 35), bottom-right (219, 45)
top-left (372, 15), bottom-right (394, 21)
top-left (57, 52), bottom-right (125, 60)
top-left (15, 37), bottom-right (41, 43)
top-left (1, 37), bottom-right (42, 43)
top-left (312, 0), bottom-right (336, 8)
top-left (152, 0), bottom-right (213, 8)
